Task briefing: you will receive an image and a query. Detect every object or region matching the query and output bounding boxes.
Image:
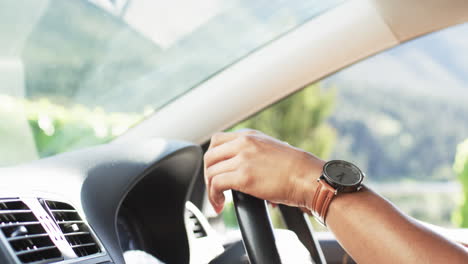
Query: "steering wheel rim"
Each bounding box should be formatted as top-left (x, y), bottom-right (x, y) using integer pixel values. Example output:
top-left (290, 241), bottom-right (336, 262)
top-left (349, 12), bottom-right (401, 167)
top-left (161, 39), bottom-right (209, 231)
top-left (232, 191), bottom-right (327, 264)
top-left (232, 190), bottom-right (282, 264)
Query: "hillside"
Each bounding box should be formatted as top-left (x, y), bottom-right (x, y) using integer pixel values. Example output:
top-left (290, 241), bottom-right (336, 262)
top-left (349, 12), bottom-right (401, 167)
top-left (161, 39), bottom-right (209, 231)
top-left (325, 82), bottom-right (468, 182)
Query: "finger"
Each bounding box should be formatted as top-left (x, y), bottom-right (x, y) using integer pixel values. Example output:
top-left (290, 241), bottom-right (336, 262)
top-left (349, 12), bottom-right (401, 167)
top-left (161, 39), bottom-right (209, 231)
top-left (209, 171), bottom-right (241, 213)
top-left (204, 137), bottom-right (243, 169)
top-left (208, 129), bottom-right (257, 149)
top-left (205, 155), bottom-right (239, 187)
top-left (204, 130), bottom-right (257, 191)
top-left (208, 132), bottom-right (237, 150)
top-left (205, 132), bottom-right (240, 185)
top-left (204, 140), bottom-right (239, 186)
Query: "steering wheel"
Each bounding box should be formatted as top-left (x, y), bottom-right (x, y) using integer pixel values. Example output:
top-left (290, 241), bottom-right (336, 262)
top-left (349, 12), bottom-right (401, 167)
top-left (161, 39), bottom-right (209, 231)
top-left (232, 191), bottom-right (326, 264)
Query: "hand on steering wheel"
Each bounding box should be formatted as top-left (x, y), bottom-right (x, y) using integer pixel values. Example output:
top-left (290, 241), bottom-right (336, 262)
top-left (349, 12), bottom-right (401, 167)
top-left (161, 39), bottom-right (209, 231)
top-left (204, 130), bottom-right (327, 263)
top-left (204, 130), bottom-right (325, 213)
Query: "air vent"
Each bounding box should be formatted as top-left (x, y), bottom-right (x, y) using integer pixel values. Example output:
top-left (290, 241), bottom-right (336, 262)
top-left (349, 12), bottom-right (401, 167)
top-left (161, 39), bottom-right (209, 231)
top-left (44, 201), bottom-right (101, 258)
top-left (0, 199), bottom-right (62, 263)
top-left (186, 210), bottom-right (207, 238)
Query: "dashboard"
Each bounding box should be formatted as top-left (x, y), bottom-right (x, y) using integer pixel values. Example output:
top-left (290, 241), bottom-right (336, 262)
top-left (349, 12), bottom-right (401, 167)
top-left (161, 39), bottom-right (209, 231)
top-left (0, 139), bottom-right (222, 264)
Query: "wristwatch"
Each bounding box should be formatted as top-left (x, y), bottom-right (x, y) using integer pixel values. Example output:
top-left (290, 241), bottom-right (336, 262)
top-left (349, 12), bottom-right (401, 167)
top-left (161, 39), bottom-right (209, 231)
top-left (311, 160), bottom-right (365, 226)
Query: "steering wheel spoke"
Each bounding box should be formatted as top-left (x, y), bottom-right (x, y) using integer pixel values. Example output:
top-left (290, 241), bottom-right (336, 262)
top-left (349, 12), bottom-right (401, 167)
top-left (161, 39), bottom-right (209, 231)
top-left (232, 191), bottom-right (327, 264)
top-left (232, 191), bottom-right (282, 264)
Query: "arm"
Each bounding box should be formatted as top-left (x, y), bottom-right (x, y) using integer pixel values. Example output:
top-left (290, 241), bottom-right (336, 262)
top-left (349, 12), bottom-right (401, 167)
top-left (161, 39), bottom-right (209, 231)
top-left (204, 130), bottom-right (468, 264)
top-left (326, 187), bottom-right (467, 263)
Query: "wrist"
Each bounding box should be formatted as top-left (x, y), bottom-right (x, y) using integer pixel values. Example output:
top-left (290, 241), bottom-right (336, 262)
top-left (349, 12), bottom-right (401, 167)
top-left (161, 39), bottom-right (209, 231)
top-left (294, 152), bottom-right (325, 209)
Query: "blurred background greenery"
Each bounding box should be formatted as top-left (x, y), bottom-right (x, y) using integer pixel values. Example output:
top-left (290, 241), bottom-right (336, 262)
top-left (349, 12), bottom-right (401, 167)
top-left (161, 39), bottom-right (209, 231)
top-left (0, 95), bottom-right (145, 159)
top-left (220, 82), bottom-right (468, 231)
top-left (454, 139), bottom-right (468, 227)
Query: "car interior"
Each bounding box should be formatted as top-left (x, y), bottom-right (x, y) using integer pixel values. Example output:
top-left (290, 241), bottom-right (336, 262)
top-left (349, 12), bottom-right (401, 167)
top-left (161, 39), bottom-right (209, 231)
top-left (0, 0), bottom-right (468, 263)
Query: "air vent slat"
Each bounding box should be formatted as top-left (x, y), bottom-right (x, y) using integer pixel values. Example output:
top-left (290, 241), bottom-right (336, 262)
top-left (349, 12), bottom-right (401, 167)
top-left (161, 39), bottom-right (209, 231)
top-left (0, 199), bottom-right (62, 263)
top-left (0, 199), bottom-right (22, 204)
top-left (0, 221), bottom-right (41, 227)
top-left (71, 242), bottom-right (96, 248)
top-left (16, 245), bottom-right (59, 256)
top-left (57, 220), bottom-right (84, 224)
top-left (186, 210), bottom-right (207, 238)
top-left (7, 233), bottom-right (49, 242)
top-left (44, 200), bottom-right (101, 258)
top-left (50, 209), bottom-right (76, 213)
top-left (64, 231), bottom-right (90, 236)
top-left (43, 201), bottom-right (73, 210)
top-left (19, 257), bottom-right (63, 264)
top-left (0, 210), bottom-right (32, 214)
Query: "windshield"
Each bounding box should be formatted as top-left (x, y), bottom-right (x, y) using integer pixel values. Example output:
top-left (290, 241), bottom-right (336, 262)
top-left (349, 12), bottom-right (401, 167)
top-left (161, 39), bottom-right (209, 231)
top-left (0, 0), bottom-right (342, 167)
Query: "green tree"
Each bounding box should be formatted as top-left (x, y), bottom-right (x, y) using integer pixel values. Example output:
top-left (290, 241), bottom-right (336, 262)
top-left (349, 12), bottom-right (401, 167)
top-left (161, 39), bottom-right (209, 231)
top-left (453, 138), bottom-right (468, 227)
top-left (232, 83), bottom-right (336, 158)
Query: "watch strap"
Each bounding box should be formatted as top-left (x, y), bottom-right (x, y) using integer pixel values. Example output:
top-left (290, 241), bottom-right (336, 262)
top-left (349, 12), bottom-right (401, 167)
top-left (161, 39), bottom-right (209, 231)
top-left (311, 178), bottom-right (336, 226)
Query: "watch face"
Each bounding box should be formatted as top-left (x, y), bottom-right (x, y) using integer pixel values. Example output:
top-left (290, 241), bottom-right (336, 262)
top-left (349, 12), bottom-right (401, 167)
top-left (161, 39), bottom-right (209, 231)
top-left (324, 160), bottom-right (363, 186)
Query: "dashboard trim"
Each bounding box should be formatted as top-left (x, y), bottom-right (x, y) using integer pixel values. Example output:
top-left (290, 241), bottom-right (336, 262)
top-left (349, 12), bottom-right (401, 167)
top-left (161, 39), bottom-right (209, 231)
top-left (0, 139), bottom-right (203, 264)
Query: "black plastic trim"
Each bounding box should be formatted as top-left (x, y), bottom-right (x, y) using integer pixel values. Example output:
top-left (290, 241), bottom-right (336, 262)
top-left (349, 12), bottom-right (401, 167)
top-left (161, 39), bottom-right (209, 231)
top-left (232, 191), bottom-right (282, 264)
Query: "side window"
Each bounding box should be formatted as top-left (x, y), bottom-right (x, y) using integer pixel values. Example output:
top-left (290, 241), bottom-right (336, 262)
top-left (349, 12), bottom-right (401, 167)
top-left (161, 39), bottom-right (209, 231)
top-left (218, 22), bottom-right (468, 231)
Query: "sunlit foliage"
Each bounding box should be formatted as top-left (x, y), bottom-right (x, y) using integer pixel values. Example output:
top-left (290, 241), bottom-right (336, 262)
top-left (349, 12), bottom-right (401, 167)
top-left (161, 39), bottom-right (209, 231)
top-left (453, 139), bottom-right (468, 227)
top-left (231, 83), bottom-right (336, 159)
top-left (0, 95), bottom-right (146, 160)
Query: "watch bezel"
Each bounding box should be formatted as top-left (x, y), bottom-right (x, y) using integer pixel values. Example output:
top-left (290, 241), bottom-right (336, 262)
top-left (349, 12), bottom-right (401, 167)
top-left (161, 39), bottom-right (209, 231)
top-left (322, 160), bottom-right (365, 192)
